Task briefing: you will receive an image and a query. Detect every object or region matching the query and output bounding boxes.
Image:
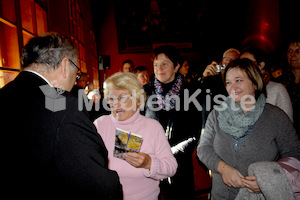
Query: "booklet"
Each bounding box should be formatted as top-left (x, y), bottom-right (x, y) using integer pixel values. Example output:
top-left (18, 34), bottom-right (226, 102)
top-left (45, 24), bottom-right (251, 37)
top-left (114, 128), bottom-right (143, 159)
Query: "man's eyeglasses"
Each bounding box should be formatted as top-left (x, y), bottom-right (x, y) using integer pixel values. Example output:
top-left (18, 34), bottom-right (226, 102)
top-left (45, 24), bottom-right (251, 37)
top-left (68, 59), bottom-right (81, 80)
top-left (105, 95), bottom-right (132, 104)
top-left (222, 57), bottom-right (234, 62)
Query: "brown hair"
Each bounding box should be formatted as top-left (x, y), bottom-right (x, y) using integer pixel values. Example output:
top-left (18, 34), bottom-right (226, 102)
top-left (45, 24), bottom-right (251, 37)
top-left (223, 58), bottom-right (267, 99)
top-left (152, 45), bottom-right (179, 67)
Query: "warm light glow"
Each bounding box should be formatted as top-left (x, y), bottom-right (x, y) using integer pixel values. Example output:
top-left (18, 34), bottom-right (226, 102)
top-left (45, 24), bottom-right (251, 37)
top-left (20, 0), bottom-right (35, 34)
top-left (0, 71), bottom-right (4, 88)
top-left (0, 18), bottom-right (15, 27)
top-left (0, 20), bottom-right (21, 69)
top-left (22, 30), bottom-right (34, 46)
top-left (242, 34), bottom-right (274, 52)
top-left (242, 0), bottom-right (280, 53)
top-left (0, 70), bottom-right (19, 88)
top-left (261, 22), bottom-right (270, 30)
top-left (35, 3), bottom-right (47, 36)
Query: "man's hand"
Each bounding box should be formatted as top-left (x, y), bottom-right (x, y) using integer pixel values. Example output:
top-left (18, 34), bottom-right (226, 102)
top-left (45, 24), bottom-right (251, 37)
top-left (203, 61), bottom-right (219, 78)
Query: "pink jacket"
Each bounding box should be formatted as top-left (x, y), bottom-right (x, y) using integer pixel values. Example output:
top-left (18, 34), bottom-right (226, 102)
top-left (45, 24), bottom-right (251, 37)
top-left (277, 157), bottom-right (300, 200)
top-left (94, 110), bottom-right (178, 200)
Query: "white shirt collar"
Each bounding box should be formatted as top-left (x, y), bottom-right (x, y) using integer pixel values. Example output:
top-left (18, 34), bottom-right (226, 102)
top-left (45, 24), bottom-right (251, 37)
top-left (24, 70), bottom-right (53, 87)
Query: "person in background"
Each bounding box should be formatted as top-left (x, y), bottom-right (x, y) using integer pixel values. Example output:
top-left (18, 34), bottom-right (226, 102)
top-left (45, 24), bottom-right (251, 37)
top-left (134, 65), bottom-right (150, 86)
top-left (179, 56), bottom-right (197, 83)
top-left (200, 48), bottom-right (240, 128)
top-left (270, 63), bottom-right (284, 80)
top-left (269, 62), bottom-right (295, 89)
top-left (143, 45), bottom-right (201, 200)
top-left (70, 73), bottom-right (102, 121)
top-left (197, 58), bottom-right (300, 200)
top-left (202, 48), bottom-right (241, 78)
top-left (287, 39), bottom-right (300, 84)
top-left (94, 72), bottom-right (177, 200)
top-left (286, 38), bottom-right (300, 136)
top-left (122, 59), bottom-right (134, 72)
top-left (240, 47), bottom-right (293, 121)
top-left (70, 72), bottom-right (88, 97)
top-left (0, 33), bottom-right (122, 199)
top-left (178, 55), bottom-right (190, 76)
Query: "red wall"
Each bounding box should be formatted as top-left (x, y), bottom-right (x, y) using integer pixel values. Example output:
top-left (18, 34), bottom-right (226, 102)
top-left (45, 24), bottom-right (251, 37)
top-left (96, 1), bottom-right (153, 87)
top-left (48, 0), bottom-right (99, 88)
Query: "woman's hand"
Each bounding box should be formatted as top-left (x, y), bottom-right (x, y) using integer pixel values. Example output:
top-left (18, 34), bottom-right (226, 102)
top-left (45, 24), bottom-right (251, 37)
top-left (218, 161), bottom-right (245, 188)
top-left (122, 152), bottom-right (152, 170)
top-left (241, 175), bottom-right (261, 194)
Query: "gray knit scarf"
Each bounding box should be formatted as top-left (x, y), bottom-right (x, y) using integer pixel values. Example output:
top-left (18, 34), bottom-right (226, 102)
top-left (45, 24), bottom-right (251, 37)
top-left (217, 94), bottom-right (266, 138)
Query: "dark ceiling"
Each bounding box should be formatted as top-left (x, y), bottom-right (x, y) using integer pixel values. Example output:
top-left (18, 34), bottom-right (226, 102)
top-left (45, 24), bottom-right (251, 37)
top-left (91, 0), bottom-right (298, 63)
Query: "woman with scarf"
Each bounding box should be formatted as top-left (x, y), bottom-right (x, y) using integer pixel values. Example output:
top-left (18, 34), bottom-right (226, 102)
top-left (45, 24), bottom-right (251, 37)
top-left (143, 45), bottom-right (202, 200)
top-left (197, 58), bottom-right (300, 200)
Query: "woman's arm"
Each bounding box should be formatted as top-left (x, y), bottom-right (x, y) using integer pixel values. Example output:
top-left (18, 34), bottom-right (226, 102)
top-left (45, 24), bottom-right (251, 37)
top-left (241, 176), bottom-right (261, 193)
top-left (124, 121), bottom-right (178, 180)
top-left (144, 124), bottom-right (178, 180)
top-left (122, 152), bottom-right (151, 170)
top-left (218, 160), bottom-right (245, 188)
top-left (197, 110), bottom-right (222, 172)
top-left (198, 111), bottom-right (245, 188)
top-left (275, 109), bottom-right (300, 160)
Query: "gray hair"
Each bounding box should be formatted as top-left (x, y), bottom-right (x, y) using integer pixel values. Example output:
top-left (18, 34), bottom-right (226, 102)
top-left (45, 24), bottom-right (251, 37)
top-left (22, 32), bottom-right (77, 70)
top-left (222, 48), bottom-right (240, 58)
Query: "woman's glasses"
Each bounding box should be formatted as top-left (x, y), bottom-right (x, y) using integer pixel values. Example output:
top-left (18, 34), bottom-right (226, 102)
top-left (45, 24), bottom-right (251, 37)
top-left (105, 95), bottom-right (132, 104)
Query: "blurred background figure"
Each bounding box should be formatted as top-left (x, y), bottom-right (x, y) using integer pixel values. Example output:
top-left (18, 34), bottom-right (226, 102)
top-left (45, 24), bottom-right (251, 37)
top-left (270, 63), bottom-right (283, 80)
top-left (134, 65), bottom-right (150, 86)
top-left (200, 48), bottom-right (240, 128)
top-left (202, 48), bottom-right (240, 78)
top-left (287, 39), bottom-right (300, 84)
top-left (285, 39), bottom-right (300, 136)
top-left (178, 55), bottom-right (191, 82)
top-left (71, 72), bottom-right (89, 97)
top-left (221, 48), bottom-right (241, 67)
top-left (122, 59), bottom-right (134, 72)
top-left (240, 47), bottom-right (293, 121)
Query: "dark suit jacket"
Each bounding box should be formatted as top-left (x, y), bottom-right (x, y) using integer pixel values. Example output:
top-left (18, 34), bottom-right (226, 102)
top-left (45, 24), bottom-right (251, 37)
top-left (0, 71), bottom-right (122, 199)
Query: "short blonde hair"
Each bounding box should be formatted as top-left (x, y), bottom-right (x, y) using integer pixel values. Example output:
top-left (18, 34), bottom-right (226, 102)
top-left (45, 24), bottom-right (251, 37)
top-left (104, 72), bottom-right (146, 109)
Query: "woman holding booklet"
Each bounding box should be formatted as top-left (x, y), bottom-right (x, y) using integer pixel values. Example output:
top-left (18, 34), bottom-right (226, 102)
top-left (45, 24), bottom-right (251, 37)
top-left (94, 72), bottom-right (178, 200)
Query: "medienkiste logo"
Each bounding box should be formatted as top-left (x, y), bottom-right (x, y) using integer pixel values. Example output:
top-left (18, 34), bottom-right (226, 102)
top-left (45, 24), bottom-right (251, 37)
top-left (39, 86), bottom-right (256, 113)
top-left (39, 81), bottom-right (66, 112)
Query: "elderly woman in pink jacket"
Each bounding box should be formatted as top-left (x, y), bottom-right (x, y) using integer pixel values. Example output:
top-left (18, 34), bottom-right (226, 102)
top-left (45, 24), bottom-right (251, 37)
top-left (94, 72), bottom-right (178, 200)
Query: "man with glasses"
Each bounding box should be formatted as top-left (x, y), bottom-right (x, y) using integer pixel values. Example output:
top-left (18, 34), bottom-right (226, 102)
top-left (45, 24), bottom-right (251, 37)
top-left (199, 48), bottom-right (240, 128)
top-left (0, 33), bottom-right (122, 199)
top-left (202, 48), bottom-right (240, 78)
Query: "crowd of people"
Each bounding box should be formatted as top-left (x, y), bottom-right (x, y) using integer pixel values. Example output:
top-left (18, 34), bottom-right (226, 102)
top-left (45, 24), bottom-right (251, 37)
top-left (1, 32), bottom-right (299, 200)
